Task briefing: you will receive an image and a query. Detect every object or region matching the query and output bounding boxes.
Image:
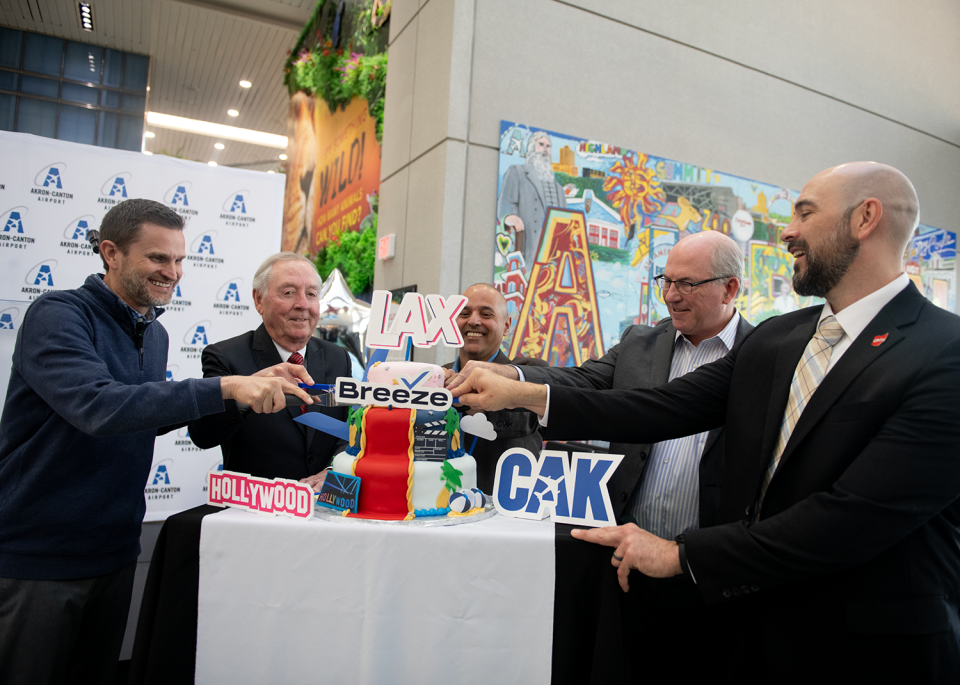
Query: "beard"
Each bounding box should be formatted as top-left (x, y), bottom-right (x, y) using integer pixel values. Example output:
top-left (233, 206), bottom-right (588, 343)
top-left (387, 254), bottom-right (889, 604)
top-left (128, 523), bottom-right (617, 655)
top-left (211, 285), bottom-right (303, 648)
top-left (791, 213), bottom-right (860, 298)
top-left (119, 263), bottom-right (177, 308)
top-left (528, 149), bottom-right (554, 183)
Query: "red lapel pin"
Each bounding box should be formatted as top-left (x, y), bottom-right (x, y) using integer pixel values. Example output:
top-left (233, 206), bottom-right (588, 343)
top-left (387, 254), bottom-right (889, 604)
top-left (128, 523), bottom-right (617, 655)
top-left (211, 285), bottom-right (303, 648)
top-left (871, 333), bottom-right (888, 347)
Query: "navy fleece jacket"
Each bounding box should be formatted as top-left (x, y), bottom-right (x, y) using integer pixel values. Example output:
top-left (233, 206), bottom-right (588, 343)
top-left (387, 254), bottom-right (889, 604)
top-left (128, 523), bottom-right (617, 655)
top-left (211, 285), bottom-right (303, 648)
top-left (0, 274), bottom-right (224, 579)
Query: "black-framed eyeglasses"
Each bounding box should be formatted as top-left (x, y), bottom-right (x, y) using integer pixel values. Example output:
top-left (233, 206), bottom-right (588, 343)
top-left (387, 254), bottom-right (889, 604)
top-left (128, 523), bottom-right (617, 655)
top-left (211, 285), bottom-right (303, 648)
top-left (654, 275), bottom-right (731, 295)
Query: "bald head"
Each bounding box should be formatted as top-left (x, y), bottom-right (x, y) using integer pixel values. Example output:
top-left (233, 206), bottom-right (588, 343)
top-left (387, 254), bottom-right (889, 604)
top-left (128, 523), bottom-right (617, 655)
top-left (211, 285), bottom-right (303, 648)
top-left (813, 162), bottom-right (919, 252)
top-left (783, 162), bottom-right (919, 310)
top-left (457, 283), bottom-right (511, 362)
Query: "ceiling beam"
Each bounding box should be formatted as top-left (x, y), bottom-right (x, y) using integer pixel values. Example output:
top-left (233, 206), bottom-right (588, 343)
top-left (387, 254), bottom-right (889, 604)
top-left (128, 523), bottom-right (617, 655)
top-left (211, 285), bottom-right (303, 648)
top-left (166, 0), bottom-right (307, 32)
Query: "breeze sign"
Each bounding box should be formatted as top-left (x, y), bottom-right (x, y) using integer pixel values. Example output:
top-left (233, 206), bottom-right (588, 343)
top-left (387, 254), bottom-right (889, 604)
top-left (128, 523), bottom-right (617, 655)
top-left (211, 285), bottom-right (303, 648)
top-left (335, 378), bottom-right (453, 410)
top-left (493, 448), bottom-right (623, 527)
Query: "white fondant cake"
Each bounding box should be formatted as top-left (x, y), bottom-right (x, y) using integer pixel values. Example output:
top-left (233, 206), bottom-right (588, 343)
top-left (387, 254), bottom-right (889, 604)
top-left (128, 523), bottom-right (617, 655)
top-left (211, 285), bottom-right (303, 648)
top-left (331, 362), bottom-right (484, 520)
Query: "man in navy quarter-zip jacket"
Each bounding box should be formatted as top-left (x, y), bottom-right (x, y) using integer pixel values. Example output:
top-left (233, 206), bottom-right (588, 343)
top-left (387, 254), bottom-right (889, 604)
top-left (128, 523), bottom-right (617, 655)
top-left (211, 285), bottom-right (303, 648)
top-left (0, 199), bottom-right (315, 685)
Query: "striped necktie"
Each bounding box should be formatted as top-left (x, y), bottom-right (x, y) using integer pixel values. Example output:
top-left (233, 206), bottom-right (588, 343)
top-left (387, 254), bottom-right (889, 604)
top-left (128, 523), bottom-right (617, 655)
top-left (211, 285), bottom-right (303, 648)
top-left (760, 315), bottom-right (845, 505)
top-left (288, 352), bottom-right (306, 414)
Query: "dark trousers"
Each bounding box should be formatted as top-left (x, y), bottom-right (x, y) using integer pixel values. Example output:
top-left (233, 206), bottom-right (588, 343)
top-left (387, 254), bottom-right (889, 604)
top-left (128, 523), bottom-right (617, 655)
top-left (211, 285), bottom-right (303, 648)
top-left (620, 572), bottom-right (747, 682)
top-left (0, 561), bottom-right (136, 685)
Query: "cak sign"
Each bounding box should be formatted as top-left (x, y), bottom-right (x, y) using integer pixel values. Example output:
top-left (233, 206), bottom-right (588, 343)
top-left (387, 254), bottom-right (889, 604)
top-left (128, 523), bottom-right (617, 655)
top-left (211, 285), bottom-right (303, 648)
top-left (493, 448), bottom-right (623, 527)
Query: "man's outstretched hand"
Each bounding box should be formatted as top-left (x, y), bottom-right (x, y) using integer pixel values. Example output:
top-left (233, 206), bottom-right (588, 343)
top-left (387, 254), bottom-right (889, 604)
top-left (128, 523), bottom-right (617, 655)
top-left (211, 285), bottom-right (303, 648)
top-left (571, 523), bottom-right (682, 592)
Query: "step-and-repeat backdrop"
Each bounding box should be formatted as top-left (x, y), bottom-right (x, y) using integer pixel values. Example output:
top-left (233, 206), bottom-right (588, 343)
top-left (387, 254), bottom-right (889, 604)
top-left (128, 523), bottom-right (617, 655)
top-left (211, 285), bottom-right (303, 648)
top-left (0, 131), bottom-right (283, 521)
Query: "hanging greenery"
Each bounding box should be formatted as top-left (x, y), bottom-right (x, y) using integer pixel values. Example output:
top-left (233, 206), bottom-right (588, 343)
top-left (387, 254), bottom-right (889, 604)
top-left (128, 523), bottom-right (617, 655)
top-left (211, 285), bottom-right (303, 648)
top-left (312, 216), bottom-right (378, 296)
top-left (283, 0), bottom-right (390, 142)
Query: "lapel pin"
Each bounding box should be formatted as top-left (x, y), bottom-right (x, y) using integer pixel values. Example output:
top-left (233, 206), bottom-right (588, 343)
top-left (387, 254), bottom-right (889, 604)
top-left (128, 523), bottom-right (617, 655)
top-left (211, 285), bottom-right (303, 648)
top-left (871, 333), bottom-right (888, 347)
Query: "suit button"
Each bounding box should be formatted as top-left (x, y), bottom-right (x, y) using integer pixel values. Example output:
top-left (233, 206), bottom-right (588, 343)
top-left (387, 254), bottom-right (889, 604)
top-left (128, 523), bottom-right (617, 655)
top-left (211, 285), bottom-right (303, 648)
top-left (621, 493), bottom-right (628, 502)
top-left (731, 587), bottom-right (741, 596)
top-left (640, 451), bottom-right (647, 461)
top-left (751, 585), bottom-right (760, 592)
top-left (741, 585), bottom-right (750, 595)
top-left (745, 506), bottom-right (751, 516)
top-left (722, 589), bottom-right (731, 598)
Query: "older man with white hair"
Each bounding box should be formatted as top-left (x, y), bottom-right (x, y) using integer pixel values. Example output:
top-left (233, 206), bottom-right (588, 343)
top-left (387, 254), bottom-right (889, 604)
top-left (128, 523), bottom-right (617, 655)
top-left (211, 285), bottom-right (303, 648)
top-left (189, 252), bottom-right (351, 483)
top-left (497, 131), bottom-right (568, 269)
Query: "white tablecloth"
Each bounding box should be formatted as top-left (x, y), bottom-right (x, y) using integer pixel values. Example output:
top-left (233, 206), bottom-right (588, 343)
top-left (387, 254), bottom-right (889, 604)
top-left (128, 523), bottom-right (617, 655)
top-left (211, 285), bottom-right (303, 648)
top-left (196, 508), bottom-right (555, 684)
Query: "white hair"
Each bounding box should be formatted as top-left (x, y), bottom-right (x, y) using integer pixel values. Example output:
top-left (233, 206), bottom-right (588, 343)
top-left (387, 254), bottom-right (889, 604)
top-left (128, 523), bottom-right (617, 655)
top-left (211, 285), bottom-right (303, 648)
top-left (252, 252), bottom-right (320, 296)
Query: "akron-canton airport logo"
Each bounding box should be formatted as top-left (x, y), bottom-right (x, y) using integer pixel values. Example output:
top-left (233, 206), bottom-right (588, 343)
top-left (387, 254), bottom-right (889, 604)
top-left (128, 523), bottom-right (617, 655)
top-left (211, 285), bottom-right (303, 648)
top-left (174, 424), bottom-right (203, 453)
top-left (166, 364), bottom-right (178, 381)
top-left (181, 320), bottom-right (211, 359)
top-left (0, 206), bottom-right (35, 251)
top-left (145, 458), bottom-right (180, 500)
top-left (164, 180), bottom-right (198, 218)
top-left (203, 460), bottom-right (224, 492)
top-left (32, 163), bottom-right (73, 204)
top-left (166, 281), bottom-right (191, 314)
top-left (186, 230), bottom-right (223, 269)
top-left (98, 172), bottom-right (132, 207)
top-left (60, 214), bottom-right (96, 255)
top-left (0, 306), bottom-right (22, 331)
top-left (214, 277), bottom-right (249, 316)
top-left (22, 259), bottom-right (57, 300)
top-left (220, 189), bottom-right (256, 227)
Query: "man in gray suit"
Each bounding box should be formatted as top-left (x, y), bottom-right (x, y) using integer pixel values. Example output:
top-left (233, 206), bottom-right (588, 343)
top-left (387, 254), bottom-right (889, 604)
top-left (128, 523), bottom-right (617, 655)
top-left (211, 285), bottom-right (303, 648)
top-left (497, 131), bottom-right (567, 270)
top-left (451, 230), bottom-right (752, 678)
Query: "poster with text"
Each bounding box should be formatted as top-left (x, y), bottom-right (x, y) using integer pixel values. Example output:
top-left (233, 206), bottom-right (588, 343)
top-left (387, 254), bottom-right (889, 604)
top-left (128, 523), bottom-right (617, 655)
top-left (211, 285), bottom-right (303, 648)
top-left (282, 93), bottom-right (381, 254)
top-left (0, 131), bottom-right (283, 521)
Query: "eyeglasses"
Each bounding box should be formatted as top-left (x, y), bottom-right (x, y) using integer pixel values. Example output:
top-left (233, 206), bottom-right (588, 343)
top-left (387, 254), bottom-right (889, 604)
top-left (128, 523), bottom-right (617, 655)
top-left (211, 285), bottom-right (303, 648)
top-left (654, 275), bottom-right (731, 295)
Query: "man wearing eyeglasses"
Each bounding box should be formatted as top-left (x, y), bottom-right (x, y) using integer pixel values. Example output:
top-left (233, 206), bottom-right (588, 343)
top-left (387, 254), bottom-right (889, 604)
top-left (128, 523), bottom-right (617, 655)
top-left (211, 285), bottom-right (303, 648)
top-left (448, 229), bottom-right (752, 676)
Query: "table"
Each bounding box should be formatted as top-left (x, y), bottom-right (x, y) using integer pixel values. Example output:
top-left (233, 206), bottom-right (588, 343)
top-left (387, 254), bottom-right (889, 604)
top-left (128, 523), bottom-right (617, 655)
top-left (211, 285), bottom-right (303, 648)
top-left (129, 506), bottom-right (625, 684)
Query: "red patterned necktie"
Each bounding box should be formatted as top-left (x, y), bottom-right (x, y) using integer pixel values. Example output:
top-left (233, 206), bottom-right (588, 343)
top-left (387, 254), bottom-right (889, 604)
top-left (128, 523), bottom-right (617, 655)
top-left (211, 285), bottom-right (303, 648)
top-left (287, 352), bottom-right (306, 414)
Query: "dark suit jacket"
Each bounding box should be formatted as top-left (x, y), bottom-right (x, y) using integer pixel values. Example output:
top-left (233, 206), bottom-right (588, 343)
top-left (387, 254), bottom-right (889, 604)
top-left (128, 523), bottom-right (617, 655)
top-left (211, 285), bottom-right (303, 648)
top-left (522, 315), bottom-right (753, 525)
top-left (549, 284), bottom-right (960, 677)
top-left (188, 325), bottom-right (351, 481)
top-left (444, 351), bottom-right (546, 493)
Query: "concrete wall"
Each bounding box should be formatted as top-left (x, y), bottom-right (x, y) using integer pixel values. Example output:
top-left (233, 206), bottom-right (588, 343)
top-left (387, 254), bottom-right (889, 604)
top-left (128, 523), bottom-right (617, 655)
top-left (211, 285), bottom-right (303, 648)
top-left (376, 0), bottom-right (960, 363)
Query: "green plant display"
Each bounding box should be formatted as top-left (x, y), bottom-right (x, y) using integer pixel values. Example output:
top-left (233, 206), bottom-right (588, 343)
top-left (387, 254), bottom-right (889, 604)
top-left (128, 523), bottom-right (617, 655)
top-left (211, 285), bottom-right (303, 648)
top-left (283, 0), bottom-right (389, 142)
top-left (311, 218), bottom-right (377, 295)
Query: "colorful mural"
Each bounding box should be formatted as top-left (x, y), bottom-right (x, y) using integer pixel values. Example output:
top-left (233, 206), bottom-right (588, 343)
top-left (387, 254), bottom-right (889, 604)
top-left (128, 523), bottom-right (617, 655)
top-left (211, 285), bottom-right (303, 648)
top-left (494, 121), bottom-right (815, 358)
top-left (907, 224), bottom-right (956, 312)
top-left (495, 122), bottom-right (958, 362)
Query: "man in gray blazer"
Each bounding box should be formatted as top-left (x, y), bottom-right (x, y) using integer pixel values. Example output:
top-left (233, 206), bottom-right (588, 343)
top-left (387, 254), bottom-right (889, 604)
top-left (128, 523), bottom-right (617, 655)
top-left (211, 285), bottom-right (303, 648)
top-left (451, 230), bottom-right (752, 679)
top-left (497, 131), bottom-right (567, 270)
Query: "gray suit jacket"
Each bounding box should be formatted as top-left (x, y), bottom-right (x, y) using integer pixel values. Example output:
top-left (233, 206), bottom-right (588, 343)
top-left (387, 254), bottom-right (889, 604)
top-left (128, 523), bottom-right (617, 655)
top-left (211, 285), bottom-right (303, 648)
top-left (521, 316), bottom-right (753, 524)
top-left (497, 163), bottom-right (567, 268)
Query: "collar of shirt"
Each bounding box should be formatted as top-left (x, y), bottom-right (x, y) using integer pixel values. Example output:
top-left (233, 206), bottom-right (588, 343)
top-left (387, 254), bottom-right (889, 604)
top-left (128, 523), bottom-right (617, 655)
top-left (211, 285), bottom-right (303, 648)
top-left (92, 273), bottom-right (157, 324)
top-left (819, 272), bottom-right (909, 371)
top-left (452, 349), bottom-right (501, 373)
top-left (273, 339), bottom-right (307, 363)
top-left (673, 310), bottom-right (740, 352)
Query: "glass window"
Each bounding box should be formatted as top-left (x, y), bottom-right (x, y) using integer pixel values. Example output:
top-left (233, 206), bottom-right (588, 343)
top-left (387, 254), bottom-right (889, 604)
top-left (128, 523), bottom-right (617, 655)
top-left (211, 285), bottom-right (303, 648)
top-left (122, 54), bottom-right (149, 91)
top-left (0, 29), bottom-right (23, 69)
top-left (97, 111), bottom-right (117, 147)
top-left (117, 113), bottom-right (142, 151)
top-left (102, 49), bottom-right (122, 88)
top-left (64, 41), bottom-right (102, 84)
top-left (120, 93), bottom-right (146, 113)
top-left (100, 89), bottom-right (120, 109)
top-left (57, 104), bottom-right (96, 144)
top-left (61, 82), bottom-right (98, 106)
top-left (21, 75), bottom-right (59, 99)
top-left (0, 70), bottom-right (18, 92)
top-left (16, 98), bottom-right (57, 137)
top-left (0, 94), bottom-right (15, 131)
top-left (23, 34), bottom-right (63, 77)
